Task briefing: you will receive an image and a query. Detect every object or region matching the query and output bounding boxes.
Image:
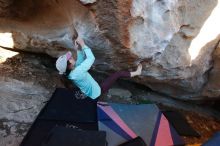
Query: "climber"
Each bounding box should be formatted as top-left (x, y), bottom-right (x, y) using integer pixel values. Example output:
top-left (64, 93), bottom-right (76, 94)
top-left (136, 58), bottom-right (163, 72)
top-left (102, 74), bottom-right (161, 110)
top-left (56, 33), bottom-right (142, 99)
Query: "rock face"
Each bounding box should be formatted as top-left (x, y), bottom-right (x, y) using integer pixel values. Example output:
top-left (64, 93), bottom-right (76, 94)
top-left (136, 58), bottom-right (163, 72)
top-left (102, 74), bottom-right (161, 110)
top-left (0, 70), bottom-right (50, 146)
top-left (202, 42), bottom-right (220, 98)
top-left (0, 78), bottom-right (49, 145)
top-left (107, 88), bottom-right (132, 99)
top-left (0, 48), bottom-right (64, 146)
top-left (0, 0), bottom-right (220, 100)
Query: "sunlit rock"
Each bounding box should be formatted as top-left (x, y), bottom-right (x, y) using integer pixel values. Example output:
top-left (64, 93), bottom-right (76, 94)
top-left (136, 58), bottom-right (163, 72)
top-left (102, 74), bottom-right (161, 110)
top-left (0, 32), bottom-right (14, 48)
top-left (130, 0), bottom-right (181, 58)
top-left (0, 47), bottom-right (18, 63)
top-left (80, 0), bottom-right (96, 4)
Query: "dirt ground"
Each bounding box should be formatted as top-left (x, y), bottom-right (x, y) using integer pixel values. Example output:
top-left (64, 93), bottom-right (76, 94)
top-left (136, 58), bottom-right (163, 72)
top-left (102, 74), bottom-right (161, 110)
top-left (182, 111), bottom-right (220, 145)
top-left (156, 105), bottom-right (220, 145)
top-left (0, 49), bottom-right (220, 145)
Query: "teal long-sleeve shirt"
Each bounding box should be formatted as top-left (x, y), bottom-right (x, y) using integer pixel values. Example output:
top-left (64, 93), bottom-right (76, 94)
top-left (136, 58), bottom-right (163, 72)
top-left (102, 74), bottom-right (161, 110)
top-left (68, 45), bottom-right (101, 99)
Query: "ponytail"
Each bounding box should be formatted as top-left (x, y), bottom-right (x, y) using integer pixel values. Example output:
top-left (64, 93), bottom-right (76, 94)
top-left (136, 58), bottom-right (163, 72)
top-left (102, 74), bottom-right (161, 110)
top-left (64, 60), bottom-right (71, 78)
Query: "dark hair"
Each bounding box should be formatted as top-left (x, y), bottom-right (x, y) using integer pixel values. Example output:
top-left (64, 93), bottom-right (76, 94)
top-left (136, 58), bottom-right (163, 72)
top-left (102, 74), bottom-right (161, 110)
top-left (65, 60), bottom-right (72, 77)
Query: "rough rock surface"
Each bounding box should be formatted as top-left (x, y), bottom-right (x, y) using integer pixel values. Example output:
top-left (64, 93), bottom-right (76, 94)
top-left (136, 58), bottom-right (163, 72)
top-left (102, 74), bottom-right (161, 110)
top-left (107, 88), bottom-right (132, 99)
top-left (0, 78), bottom-right (49, 146)
top-left (0, 0), bottom-right (220, 100)
top-left (202, 42), bottom-right (220, 98)
top-left (0, 48), bottom-right (62, 146)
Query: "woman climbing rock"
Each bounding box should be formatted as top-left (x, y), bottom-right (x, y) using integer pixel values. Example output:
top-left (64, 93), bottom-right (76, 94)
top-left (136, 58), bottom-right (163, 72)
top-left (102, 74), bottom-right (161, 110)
top-left (56, 31), bottom-right (142, 99)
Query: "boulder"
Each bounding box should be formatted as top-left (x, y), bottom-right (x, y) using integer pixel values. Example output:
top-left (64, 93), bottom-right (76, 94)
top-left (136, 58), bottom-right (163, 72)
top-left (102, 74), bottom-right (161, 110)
top-left (0, 0), bottom-right (220, 100)
top-left (202, 42), bottom-right (220, 98)
top-left (0, 77), bottom-right (50, 146)
top-left (107, 88), bottom-right (132, 99)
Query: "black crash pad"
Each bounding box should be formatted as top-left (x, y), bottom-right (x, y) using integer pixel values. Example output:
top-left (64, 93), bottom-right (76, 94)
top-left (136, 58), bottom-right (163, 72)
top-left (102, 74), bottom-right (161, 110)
top-left (39, 88), bottom-right (97, 122)
top-left (163, 111), bottom-right (200, 137)
top-left (20, 88), bottom-right (98, 146)
top-left (118, 136), bottom-right (147, 146)
top-left (20, 120), bottom-right (98, 146)
top-left (41, 127), bottom-right (106, 146)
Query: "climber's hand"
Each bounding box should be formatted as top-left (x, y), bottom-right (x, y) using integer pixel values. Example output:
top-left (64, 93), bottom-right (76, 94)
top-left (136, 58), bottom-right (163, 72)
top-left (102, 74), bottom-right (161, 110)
top-left (74, 40), bottom-right (80, 50)
top-left (76, 37), bottom-right (85, 48)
